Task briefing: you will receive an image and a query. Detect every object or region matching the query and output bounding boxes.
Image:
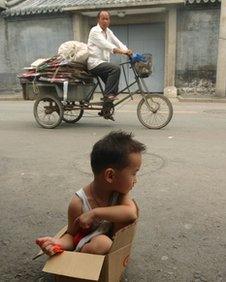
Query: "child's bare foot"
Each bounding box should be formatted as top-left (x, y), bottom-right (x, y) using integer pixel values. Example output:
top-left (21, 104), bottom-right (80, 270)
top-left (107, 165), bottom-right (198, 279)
top-left (36, 237), bottom-right (63, 256)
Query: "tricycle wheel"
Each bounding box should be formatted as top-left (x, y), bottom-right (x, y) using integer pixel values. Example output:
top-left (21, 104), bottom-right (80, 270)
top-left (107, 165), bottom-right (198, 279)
top-left (137, 94), bottom-right (173, 129)
top-left (33, 95), bottom-right (63, 129)
top-left (62, 102), bottom-right (84, 123)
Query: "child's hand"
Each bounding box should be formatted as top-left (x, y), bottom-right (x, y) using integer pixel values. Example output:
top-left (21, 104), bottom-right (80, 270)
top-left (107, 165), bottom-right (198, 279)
top-left (36, 237), bottom-right (63, 256)
top-left (76, 211), bottom-right (96, 229)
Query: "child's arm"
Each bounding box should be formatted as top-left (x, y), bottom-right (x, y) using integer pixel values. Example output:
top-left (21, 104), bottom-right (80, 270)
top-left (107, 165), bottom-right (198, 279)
top-left (36, 195), bottom-right (82, 256)
top-left (77, 193), bottom-right (137, 229)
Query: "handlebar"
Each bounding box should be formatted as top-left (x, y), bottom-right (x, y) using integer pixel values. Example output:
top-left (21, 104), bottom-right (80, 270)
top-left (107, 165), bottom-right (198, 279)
top-left (130, 53), bottom-right (146, 63)
top-left (120, 53), bottom-right (145, 65)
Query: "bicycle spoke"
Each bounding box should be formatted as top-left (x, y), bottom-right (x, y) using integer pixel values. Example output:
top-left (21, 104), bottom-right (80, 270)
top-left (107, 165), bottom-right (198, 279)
top-left (34, 96), bottom-right (63, 129)
top-left (137, 94), bottom-right (173, 129)
top-left (62, 102), bottom-right (83, 123)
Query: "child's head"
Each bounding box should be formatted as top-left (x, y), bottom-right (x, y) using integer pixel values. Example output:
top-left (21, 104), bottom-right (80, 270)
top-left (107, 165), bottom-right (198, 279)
top-left (91, 131), bottom-right (146, 192)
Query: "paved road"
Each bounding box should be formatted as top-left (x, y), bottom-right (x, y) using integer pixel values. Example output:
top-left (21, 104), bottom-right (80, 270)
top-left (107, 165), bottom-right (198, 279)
top-left (0, 98), bottom-right (226, 281)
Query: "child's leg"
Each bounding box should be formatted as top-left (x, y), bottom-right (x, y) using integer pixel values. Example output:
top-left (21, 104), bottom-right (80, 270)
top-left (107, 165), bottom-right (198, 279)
top-left (80, 235), bottom-right (112, 255)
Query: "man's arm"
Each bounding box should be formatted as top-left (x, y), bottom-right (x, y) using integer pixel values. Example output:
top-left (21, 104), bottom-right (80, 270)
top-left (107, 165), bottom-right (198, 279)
top-left (110, 31), bottom-right (128, 51)
top-left (109, 30), bottom-right (133, 56)
top-left (113, 48), bottom-right (133, 56)
top-left (89, 29), bottom-right (132, 56)
top-left (89, 29), bottom-right (116, 52)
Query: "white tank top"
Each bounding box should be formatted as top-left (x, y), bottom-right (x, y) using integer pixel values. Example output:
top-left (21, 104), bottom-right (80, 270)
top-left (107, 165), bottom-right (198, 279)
top-left (74, 188), bottom-right (119, 251)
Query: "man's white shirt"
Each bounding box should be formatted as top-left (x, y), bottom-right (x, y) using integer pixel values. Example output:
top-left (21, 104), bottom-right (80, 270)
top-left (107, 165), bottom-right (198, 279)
top-left (87, 24), bottom-right (128, 70)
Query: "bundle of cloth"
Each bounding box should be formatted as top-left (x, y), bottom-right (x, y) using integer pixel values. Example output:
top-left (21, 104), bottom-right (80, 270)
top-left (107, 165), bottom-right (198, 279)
top-left (18, 41), bottom-right (93, 84)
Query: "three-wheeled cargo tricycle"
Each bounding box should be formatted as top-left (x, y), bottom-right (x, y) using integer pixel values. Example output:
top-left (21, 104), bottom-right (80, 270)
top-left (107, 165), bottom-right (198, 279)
top-left (20, 54), bottom-right (173, 129)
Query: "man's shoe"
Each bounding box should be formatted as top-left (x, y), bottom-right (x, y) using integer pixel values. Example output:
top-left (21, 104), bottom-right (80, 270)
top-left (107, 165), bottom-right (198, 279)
top-left (103, 95), bottom-right (119, 101)
top-left (98, 110), bottom-right (115, 121)
top-left (108, 95), bottom-right (119, 100)
top-left (98, 110), bottom-right (104, 116)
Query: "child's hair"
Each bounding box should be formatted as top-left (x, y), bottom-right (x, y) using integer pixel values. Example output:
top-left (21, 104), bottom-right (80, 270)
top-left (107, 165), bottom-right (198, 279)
top-left (91, 131), bottom-right (146, 175)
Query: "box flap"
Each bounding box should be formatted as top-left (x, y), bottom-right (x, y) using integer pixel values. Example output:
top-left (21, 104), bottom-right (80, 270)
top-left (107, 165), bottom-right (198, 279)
top-left (107, 244), bottom-right (132, 282)
top-left (43, 251), bottom-right (105, 281)
top-left (54, 225), bottom-right (68, 238)
top-left (110, 221), bottom-right (137, 253)
top-left (110, 200), bottom-right (138, 253)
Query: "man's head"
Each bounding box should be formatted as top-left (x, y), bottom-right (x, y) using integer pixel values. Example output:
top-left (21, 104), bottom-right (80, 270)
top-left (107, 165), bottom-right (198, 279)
top-left (91, 130), bottom-right (146, 175)
top-left (97, 10), bottom-right (111, 30)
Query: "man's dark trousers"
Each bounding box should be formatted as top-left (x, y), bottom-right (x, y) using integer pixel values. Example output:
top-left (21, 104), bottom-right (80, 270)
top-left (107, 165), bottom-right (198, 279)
top-left (90, 63), bottom-right (120, 97)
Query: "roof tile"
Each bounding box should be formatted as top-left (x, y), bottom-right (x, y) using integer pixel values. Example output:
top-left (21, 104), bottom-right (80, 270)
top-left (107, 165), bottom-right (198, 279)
top-left (186, 0), bottom-right (220, 3)
top-left (2, 0), bottom-right (191, 17)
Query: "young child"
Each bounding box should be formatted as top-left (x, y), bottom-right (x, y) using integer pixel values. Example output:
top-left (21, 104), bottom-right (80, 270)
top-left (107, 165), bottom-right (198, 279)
top-left (36, 131), bottom-right (145, 256)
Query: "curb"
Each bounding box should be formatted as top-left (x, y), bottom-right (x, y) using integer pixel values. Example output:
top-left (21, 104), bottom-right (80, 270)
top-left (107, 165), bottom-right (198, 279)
top-left (178, 96), bottom-right (226, 103)
top-left (0, 94), bottom-right (23, 101)
top-left (1, 94), bottom-right (226, 103)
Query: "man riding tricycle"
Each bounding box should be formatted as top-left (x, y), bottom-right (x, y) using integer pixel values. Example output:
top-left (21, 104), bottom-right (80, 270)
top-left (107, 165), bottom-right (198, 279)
top-left (19, 10), bottom-right (173, 129)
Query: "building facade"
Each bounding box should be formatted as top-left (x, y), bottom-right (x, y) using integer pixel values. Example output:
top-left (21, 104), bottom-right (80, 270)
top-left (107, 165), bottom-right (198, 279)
top-left (0, 0), bottom-right (225, 97)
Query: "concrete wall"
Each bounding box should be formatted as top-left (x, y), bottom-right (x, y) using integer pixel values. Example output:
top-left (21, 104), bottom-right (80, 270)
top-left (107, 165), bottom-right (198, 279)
top-left (0, 7), bottom-right (221, 95)
top-left (0, 17), bottom-right (11, 90)
top-left (0, 14), bottom-right (74, 92)
top-left (72, 14), bottom-right (89, 43)
top-left (176, 8), bottom-right (220, 96)
top-left (216, 0), bottom-right (226, 97)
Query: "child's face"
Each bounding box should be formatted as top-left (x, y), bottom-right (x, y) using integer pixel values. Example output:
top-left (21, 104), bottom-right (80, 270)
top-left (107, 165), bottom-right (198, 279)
top-left (113, 152), bottom-right (142, 194)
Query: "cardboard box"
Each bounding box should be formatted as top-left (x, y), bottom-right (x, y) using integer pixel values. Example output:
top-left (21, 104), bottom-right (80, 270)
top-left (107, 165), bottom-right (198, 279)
top-left (38, 221), bottom-right (137, 282)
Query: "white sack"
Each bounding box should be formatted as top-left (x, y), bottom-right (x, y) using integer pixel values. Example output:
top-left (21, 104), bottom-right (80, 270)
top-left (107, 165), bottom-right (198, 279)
top-left (58, 41), bottom-right (89, 63)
